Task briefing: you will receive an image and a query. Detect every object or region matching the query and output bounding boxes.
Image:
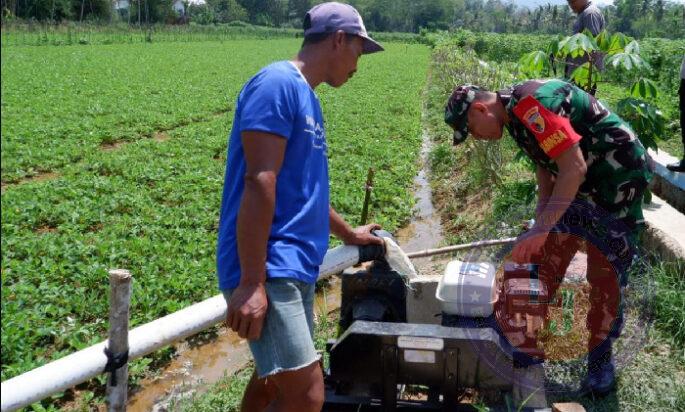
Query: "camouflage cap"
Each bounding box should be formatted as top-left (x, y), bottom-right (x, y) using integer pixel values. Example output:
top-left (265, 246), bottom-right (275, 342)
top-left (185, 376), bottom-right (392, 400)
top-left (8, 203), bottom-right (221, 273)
top-left (444, 85), bottom-right (483, 145)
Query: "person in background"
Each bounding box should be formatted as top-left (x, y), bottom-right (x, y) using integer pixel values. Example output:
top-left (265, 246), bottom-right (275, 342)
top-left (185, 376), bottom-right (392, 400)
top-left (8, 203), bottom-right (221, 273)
top-left (216, 3), bottom-right (384, 411)
top-left (565, 0), bottom-right (606, 78)
top-left (666, 55), bottom-right (685, 172)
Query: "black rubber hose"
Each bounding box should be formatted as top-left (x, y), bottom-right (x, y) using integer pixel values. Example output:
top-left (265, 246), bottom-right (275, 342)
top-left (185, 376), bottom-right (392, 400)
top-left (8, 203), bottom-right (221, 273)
top-left (358, 243), bottom-right (385, 263)
top-left (357, 229), bottom-right (393, 263)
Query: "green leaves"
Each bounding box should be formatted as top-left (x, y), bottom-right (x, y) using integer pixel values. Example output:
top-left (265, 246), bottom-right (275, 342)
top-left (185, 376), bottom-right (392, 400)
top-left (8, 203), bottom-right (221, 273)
top-left (624, 39), bottom-right (641, 54)
top-left (557, 33), bottom-right (598, 58)
top-left (606, 51), bottom-right (649, 71)
top-left (596, 31), bottom-right (633, 55)
top-left (517, 50), bottom-right (550, 78)
top-left (570, 62), bottom-right (593, 89)
top-left (595, 30), bottom-right (612, 53)
top-left (616, 97), bottom-right (666, 151)
top-left (1, 40), bottom-right (430, 390)
top-left (630, 78), bottom-right (660, 100)
top-left (515, 29), bottom-right (665, 153)
top-left (545, 35), bottom-right (563, 56)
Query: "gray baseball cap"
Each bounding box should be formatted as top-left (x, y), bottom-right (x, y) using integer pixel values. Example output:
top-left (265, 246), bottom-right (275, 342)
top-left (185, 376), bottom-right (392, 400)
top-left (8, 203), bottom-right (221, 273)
top-left (304, 2), bottom-right (384, 54)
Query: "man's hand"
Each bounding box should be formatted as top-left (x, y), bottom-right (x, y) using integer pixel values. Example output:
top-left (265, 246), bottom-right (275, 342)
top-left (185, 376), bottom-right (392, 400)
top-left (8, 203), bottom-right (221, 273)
top-left (341, 223), bottom-right (384, 246)
top-left (511, 230), bottom-right (549, 263)
top-left (226, 282), bottom-right (268, 340)
top-left (329, 206), bottom-right (384, 246)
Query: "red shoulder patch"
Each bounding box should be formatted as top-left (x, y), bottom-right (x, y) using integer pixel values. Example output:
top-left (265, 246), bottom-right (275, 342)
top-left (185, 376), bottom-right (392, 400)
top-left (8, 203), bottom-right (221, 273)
top-left (522, 105), bottom-right (546, 134)
top-left (512, 95), bottom-right (581, 159)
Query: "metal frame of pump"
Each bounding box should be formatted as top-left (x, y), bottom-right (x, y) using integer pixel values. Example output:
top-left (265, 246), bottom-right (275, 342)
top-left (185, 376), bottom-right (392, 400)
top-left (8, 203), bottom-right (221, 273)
top-left (323, 233), bottom-right (552, 412)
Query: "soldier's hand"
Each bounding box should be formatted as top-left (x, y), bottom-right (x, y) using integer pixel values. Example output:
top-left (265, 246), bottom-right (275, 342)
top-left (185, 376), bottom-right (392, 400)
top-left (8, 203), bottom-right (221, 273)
top-left (511, 231), bottom-right (549, 263)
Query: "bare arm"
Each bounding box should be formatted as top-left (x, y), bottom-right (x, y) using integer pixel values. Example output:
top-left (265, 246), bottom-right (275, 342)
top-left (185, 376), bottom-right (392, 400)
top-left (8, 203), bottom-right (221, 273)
top-left (226, 131), bottom-right (286, 340)
top-left (330, 206), bottom-right (384, 246)
top-left (535, 166), bottom-right (556, 223)
top-left (537, 144), bottom-right (587, 229)
top-left (236, 131), bottom-right (286, 284)
top-left (512, 145), bottom-right (586, 262)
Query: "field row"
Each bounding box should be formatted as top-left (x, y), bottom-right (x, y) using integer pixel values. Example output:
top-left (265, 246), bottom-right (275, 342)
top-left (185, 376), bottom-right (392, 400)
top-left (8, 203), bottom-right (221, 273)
top-left (0, 23), bottom-right (421, 48)
top-left (0, 40), bottom-right (430, 381)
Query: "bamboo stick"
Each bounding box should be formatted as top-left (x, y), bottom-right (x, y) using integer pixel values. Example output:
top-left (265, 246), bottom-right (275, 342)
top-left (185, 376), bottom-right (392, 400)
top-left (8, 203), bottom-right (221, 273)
top-left (406, 238), bottom-right (517, 259)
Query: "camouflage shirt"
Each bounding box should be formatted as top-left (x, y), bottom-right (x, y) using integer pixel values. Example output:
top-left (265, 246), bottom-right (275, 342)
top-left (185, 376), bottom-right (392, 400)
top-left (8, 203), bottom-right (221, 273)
top-left (499, 79), bottom-right (652, 230)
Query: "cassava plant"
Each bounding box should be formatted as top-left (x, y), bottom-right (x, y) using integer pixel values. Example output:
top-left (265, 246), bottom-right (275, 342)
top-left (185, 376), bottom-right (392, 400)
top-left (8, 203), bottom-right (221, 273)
top-left (517, 30), bottom-right (666, 151)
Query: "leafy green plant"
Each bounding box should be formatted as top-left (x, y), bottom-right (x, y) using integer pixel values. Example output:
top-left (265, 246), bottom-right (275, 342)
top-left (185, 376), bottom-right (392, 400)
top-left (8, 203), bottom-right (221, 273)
top-left (517, 30), bottom-right (666, 151)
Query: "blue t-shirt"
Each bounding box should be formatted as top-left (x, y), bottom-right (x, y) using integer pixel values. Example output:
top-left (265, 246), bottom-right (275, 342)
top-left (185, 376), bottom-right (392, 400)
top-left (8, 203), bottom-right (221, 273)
top-left (216, 61), bottom-right (330, 291)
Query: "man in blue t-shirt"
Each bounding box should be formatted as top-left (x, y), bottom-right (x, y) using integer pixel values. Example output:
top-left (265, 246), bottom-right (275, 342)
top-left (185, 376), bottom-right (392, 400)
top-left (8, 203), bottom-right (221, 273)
top-left (216, 3), bottom-right (384, 411)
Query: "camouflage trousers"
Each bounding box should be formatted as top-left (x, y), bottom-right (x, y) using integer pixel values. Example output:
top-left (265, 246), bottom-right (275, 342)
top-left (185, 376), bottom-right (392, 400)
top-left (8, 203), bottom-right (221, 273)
top-left (533, 198), bottom-right (645, 367)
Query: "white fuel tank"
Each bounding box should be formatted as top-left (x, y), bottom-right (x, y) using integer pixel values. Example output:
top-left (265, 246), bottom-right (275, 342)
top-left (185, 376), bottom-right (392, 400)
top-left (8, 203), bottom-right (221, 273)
top-left (436, 260), bottom-right (498, 317)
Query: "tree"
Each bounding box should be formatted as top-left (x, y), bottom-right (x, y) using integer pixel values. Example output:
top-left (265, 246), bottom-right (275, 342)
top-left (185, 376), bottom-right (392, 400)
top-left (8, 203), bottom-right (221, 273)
top-left (411, 0), bottom-right (449, 31)
top-left (208, 0), bottom-right (247, 23)
top-left (187, 2), bottom-right (215, 23)
top-left (654, 0), bottom-right (663, 22)
top-left (287, 0), bottom-right (309, 25)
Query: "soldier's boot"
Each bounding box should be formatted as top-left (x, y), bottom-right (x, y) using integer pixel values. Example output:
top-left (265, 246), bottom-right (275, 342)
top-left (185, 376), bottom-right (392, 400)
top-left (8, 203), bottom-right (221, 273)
top-left (581, 339), bottom-right (616, 397)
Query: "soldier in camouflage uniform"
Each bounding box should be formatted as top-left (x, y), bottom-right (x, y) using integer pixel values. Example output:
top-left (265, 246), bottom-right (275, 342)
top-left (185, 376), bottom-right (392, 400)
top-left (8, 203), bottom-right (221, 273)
top-left (444, 79), bottom-right (652, 395)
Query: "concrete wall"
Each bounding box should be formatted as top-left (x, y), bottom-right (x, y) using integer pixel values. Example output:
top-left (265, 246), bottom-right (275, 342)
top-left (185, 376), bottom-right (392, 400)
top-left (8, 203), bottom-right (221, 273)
top-left (648, 149), bottom-right (685, 214)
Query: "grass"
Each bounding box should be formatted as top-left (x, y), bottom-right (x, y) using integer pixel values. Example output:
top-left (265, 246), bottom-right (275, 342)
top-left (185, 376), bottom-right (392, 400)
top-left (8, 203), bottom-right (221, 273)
top-left (174, 262), bottom-right (685, 411)
top-left (2, 28), bottom-right (683, 411)
top-left (650, 259), bottom-right (685, 347)
top-left (594, 82), bottom-right (684, 159)
top-left (166, 366), bottom-right (254, 412)
top-left (433, 30), bottom-right (685, 160)
top-left (178, 36), bottom-right (685, 412)
top-left (1, 38), bottom-right (430, 389)
top-left (0, 39), bottom-right (301, 182)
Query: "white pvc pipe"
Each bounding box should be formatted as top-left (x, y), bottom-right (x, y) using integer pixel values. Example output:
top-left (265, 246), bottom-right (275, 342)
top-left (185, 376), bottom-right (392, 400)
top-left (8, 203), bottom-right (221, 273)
top-left (1, 244), bottom-right (360, 412)
top-left (320, 244), bottom-right (360, 276)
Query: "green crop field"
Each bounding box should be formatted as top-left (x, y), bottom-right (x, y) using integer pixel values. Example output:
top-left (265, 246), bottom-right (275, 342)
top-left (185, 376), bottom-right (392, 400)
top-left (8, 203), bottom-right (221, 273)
top-left (0, 39), bottom-right (430, 383)
top-left (2, 27), bottom-right (683, 411)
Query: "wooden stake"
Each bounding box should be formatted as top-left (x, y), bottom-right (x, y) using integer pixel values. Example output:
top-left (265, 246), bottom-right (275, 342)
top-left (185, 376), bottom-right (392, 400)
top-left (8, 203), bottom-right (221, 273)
top-left (106, 269), bottom-right (132, 412)
top-left (360, 168), bottom-right (375, 226)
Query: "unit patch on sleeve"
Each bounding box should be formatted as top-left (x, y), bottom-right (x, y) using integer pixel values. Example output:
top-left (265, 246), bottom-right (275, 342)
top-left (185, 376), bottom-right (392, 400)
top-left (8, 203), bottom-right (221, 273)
top-left (512, 95), bottom-right (581, 159)
top-left (522, 105), bottom-right (545, 133)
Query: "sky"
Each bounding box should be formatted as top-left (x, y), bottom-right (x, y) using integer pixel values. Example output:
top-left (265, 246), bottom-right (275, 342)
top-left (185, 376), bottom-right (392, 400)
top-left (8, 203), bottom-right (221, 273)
top-left (512, 0), bottom-right (685, 8)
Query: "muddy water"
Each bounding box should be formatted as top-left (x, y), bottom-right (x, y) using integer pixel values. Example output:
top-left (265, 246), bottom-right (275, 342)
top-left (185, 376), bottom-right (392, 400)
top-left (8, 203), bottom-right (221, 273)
top-left (127, 278), bottom-right (342, 412)
top-left (396, 133), bottom-right (444, 263)
top-left (127, 329), bottom-right (251, 412)
top-left (128, 131), bottom-right (444, 411)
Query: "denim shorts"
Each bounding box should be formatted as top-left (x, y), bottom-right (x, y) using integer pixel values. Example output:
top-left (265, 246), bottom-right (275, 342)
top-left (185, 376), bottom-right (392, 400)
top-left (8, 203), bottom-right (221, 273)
top-left (223, 277), bottom-right (319, 378)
